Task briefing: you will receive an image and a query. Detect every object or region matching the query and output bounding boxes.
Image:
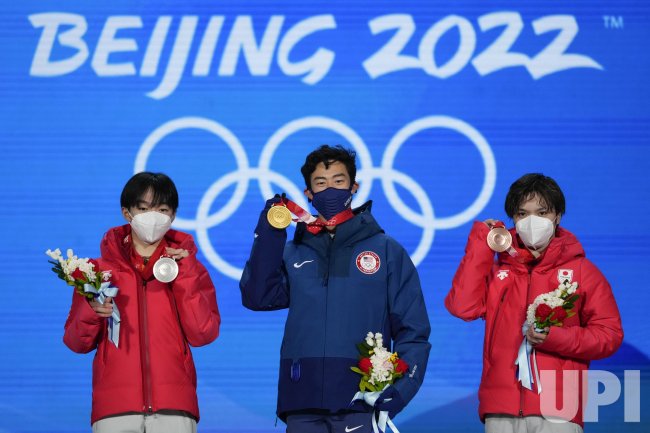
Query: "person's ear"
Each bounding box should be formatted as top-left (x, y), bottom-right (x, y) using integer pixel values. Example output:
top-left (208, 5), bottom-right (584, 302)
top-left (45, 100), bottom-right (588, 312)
top-left (304, 188), bottom-right (313, 202)
top-left (170, 212), bottom-right (176, 223)
top-left (351, 182), bottom-right (359, 194)
top-left (122, 207), bottom-right (132, 223)
top-left (555, 215), bottom-right (561, 226)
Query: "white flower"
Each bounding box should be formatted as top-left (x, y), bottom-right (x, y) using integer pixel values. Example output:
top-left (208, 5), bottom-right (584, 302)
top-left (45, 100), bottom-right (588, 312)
top-left (567, 282), bottom-right (578, 294)
top-left (102, 271), bottom-right (112, 281)
top-left (67, 249), bottom-right (74, 259)
top-left (366, 337), bottom-right (374, 347)
top-left (46, 248), bottom-right (62, 261)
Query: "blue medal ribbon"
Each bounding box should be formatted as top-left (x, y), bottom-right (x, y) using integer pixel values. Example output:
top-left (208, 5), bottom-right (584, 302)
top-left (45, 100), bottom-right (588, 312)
top-left (84, 282), bottom-right (120, 348)
top-left (350, 387), bottom-right (400, 433)
top-left (515, 323), bottom-right (542, 394)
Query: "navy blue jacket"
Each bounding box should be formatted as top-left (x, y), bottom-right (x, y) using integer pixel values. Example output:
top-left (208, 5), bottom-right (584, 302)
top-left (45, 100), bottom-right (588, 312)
top-left (240, 202), bottom-right (431, 420)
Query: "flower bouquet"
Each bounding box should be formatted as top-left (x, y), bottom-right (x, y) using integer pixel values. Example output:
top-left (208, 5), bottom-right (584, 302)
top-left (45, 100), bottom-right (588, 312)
top-left (516, 280), bottom-right (579, 393)
top-left (350, 332), bottom-right (407, 433)
top-left (351, 332), bottom-right (408, 392)
top-left (527, 280), bottom-right (579, 331)
top-left (47, 248), bottom-right (121, 347)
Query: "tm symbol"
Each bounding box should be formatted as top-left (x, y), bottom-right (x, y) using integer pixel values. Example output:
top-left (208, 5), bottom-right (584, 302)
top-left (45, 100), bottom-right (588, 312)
top-left (603, 15), bottom-right (624, 29)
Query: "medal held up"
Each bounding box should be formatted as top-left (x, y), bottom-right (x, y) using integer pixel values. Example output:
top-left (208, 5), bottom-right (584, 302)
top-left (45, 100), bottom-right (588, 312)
top-left (487, 223), bottom-right (512, 252)
top-left (153, 255), bottom-right (179, 283)
top-left (267, 204), bottom-right (292, 229)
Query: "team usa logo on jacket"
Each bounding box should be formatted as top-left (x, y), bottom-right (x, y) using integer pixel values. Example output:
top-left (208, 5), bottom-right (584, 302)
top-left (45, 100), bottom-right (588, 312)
top-left (356, 251), bottom-right (380, 274)
top-left (496, 269), bottom-right (510, 280)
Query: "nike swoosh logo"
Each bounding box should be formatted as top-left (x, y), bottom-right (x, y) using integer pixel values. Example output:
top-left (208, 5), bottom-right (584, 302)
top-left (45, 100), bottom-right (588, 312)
top-left (293, 260), bottom-right (314, 268)
top-left (345, 426), bottom-right (363, 433)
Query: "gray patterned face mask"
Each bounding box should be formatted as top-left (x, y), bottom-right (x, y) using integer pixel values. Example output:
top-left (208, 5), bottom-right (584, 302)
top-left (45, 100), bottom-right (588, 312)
top-left (129, 211), bottom-right (171, 244)
top-left (515, 215), bottom-right (555, 251)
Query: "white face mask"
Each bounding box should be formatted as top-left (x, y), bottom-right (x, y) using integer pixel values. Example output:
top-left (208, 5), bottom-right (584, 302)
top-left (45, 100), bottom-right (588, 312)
top-left (129, 211), bottom-right (172, 244)
top-left (515, 215), bottom-right (555, 251)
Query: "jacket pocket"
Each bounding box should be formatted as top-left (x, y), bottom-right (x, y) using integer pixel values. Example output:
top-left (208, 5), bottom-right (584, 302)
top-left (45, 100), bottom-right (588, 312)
top-left (290, 359), bottom-right (301, 382)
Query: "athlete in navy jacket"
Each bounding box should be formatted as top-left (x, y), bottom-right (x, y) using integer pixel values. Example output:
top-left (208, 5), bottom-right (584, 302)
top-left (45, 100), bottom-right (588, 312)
top-left (240, 145), bottom-right (431, 433)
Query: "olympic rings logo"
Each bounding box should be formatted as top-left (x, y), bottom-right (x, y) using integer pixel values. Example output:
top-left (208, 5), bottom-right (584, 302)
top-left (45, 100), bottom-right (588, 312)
top-left (135, 115), bottom-right (496, 280)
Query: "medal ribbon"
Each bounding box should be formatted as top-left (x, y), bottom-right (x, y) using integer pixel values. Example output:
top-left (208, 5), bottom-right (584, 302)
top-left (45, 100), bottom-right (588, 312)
top-left (515, 323), bottom-right (543, 394)
top-left (84, 282), bottom-right (121, 348)
top-left (274, 198), bottom-right (355, 234)
top-left (350, 387), bottom-right (400, 433)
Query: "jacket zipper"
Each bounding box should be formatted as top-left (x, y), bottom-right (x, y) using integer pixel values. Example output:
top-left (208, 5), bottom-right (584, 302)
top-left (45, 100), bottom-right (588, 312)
top-left (519, 269), bottom-right (533, 417)
top-left (321, 235), bottom-right (333, 407)
top-left (138, 278), bottom-right (154, 414)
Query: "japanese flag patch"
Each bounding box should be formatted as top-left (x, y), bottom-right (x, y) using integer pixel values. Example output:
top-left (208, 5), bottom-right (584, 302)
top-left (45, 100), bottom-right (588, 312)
top-left (558, 269), bottom-right (574, 284)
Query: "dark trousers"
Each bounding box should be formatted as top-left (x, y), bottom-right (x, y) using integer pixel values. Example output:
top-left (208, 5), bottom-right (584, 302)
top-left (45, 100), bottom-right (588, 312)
top-left (286, 411), bottom-right (374, 433)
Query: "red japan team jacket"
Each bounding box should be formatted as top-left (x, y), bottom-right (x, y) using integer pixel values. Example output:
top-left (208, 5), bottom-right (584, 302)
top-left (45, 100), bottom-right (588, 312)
top-left (445, 222), bottom-right (623, 427)
top-left (63, 225), bottom-right (220, 424)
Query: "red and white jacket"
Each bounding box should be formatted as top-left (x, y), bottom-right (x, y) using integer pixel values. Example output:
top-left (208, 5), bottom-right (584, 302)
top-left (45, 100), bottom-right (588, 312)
top-left (445, 222), bottom-right (623, 427)
top-left (63, 225), bottom-right (220, 425)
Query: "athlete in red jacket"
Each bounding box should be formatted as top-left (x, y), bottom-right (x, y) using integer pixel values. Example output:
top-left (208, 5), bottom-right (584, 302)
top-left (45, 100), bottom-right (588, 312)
top-left (63, 172), bottom-right (220, 432)
top-left (445, 173), bottom-right (622, 432)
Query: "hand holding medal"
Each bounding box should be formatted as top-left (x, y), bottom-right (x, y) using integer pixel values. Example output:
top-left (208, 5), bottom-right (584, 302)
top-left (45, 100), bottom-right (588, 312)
top-left (152, 247), bottom-right (188, 283)
top-left (485, 220), bottom-right (519, 258)
top-left (266, 193), bottom-right (354, 234)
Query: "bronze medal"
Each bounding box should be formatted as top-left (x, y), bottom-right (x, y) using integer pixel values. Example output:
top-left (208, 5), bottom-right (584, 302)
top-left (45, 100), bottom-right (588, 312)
top-left (487, 227), bottom-right (513, 252)
top-left (153, 256), bottom-right (179, 283)
top-left (267, 205), bottom-right (292, 229)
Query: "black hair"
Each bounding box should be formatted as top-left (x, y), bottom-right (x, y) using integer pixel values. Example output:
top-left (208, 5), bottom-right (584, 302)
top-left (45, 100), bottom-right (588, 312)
top-left (120, 172), bottom-right (179, 212)
top-left (300, 145), bottom-right (357, 189)
top-left (504, 173), bottom-right (565, 218)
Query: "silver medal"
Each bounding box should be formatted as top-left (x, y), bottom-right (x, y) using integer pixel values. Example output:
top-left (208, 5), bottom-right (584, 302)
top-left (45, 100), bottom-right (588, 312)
top-left (153, 256), bottom-right (178, 283)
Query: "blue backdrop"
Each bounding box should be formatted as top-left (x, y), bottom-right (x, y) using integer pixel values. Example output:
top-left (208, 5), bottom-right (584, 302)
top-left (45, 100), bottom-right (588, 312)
top-left (1, 1), bottom-right (648, 432)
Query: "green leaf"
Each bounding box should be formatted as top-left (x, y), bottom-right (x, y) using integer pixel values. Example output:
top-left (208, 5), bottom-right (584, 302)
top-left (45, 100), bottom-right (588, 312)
top-left (356, 342), bottom-right (371, 357)
top-left (350, 367), bottom-right (364, 375)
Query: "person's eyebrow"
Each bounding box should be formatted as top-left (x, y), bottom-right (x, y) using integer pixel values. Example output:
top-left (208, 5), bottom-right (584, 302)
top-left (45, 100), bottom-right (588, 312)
top-left (518, 206), bottom-right (548, 212)
top-left (136, 200), bottom-right (152, 206)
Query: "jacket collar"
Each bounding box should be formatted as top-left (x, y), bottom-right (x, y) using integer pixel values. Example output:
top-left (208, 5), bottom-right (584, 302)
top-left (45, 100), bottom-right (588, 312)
top-left (500, 226), bottom-right (585, 272)
top-left (100, 224), bottom-right (196, 269)
top-left (293, 201), bottom-right (384, 248)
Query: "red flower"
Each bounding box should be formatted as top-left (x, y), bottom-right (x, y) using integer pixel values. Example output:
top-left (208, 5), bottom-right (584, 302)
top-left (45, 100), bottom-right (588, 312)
top-left (551, 306), bottom-right (567, 322)
top-left (70, 267), bottom-right (85, 281)
top-left (535, 304), bottom-right (553, 320)
top-left (395, 358), bottom-right (409, 374)
top-left (358, 358), bottom-right (372, 373)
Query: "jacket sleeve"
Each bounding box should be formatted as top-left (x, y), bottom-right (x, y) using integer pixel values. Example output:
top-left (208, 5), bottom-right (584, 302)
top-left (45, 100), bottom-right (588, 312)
top-left (239, 210), bottom-right (290, 311)
top-left (387, 240), bottom-right (431, 406)
top-left (537, 259), bottom-right (623, 360)
top-left (170, 251), bottom-right (221, 347)
top-left (63, 289), bottom-right (105, 353)
top-left (445, 221), bottom-right (495, 321)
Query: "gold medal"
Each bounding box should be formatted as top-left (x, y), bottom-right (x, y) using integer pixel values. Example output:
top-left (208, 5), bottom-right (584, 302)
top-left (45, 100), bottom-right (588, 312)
top-left (267, 205), bottom-right (292, 229)
top-left (153, 256), bottom-right (179, 283)
top-left (487, 226), bottom-right (513, 252)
